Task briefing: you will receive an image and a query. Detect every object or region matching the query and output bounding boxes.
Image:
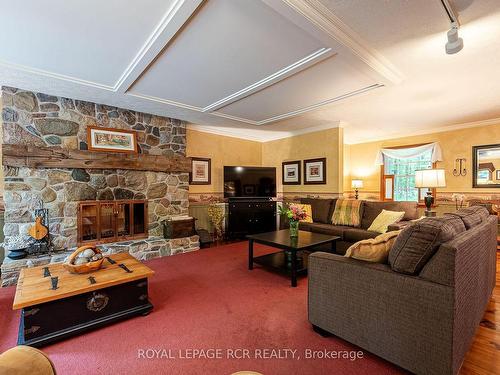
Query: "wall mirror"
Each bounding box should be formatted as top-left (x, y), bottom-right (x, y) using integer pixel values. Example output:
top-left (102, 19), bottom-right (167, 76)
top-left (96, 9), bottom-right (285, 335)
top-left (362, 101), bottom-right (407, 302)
top-left (473, 144), bottom-right (500, 188)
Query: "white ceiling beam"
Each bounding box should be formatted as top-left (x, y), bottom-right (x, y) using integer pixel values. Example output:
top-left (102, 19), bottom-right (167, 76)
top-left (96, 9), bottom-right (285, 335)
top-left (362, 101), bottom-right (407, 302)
top-left (202, 47), bottom-right (335, 113)
top-left (263, 0), bottom-right (404, 85)
top-left (115, 0), bottom-right (204, 93)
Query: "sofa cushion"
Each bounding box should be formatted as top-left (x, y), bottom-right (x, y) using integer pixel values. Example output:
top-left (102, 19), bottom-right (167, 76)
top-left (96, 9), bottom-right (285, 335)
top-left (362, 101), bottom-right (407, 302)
top-left (388, 216), bottom-right (466, 275)
top-left (445, 206), bottom-right (489, 229)
top-left (343, 228), bottom-right (380, 243)
top-left (298, 222), bottom-right (347, 239)
top-left (331, 199), bottom-right (363, 227)
top-left (300, 198), bottom-right (335, 224)
top-left (367, 209), bottom-right (406, 233)
top-left (361, 201), bottom-right (418, 229)
top-left (345, 230), bottom-right (401, 263)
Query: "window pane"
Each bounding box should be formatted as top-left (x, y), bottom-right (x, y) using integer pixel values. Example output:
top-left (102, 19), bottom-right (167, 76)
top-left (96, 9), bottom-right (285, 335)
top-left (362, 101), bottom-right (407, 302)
top-left (384, 150), bottom-right (432, 202)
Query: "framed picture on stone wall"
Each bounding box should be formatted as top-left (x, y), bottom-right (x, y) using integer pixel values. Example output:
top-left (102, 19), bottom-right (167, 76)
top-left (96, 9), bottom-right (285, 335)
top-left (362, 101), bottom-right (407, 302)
top-left (282, 161), bottom-right (301, 185)
top-left (190, 157), bottom-right (211, 185)
top-left (87, 126), bottom-right (138, 154)
top-left (304, 158), bottom-right (326, 184)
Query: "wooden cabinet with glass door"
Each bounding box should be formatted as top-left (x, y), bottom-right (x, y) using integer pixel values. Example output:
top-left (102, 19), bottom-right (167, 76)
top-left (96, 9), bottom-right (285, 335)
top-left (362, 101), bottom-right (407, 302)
top-left (77, 200), bottom-right (148, 245)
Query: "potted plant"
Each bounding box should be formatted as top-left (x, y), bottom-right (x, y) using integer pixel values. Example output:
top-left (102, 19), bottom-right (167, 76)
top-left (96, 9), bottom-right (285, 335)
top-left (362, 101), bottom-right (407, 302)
top-left (207, 203), bottom-right (225, 241)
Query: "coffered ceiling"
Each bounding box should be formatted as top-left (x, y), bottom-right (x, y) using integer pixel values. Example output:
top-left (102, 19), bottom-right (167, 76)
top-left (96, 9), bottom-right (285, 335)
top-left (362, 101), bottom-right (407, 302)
top-left (1, 0), bottom-right (499, 143)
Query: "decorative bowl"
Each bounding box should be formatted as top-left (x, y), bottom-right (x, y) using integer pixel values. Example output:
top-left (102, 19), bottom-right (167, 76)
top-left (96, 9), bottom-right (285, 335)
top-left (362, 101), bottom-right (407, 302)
top-left (63, 245), bottom-right (104, 274)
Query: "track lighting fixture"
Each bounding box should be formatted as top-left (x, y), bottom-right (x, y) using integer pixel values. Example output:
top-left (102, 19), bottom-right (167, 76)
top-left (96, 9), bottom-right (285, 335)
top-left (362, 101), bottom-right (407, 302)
top-left (440, 0), bottom-right (464, 54)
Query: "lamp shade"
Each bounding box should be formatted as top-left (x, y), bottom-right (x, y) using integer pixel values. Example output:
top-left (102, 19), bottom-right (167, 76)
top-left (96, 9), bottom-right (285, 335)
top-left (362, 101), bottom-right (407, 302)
top-left (414, 169), bottom-right (446, 188)
top-left (351, 179), bottom-right (364, 189)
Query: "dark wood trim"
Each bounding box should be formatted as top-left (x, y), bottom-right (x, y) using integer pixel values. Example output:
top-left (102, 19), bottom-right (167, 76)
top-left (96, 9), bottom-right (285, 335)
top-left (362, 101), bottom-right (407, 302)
top-left (473, 144), bottom-right (500, 188)
top-left (303, 158), bottom-right (326, 185)
top-left (87, 126), bottom-right (138, 154)
top-left (189, 157), bottom-right (211, 185)
top-left (2, 144), bottom-right (191, 173)
top-left (282, 160), bottom-right (301, 185)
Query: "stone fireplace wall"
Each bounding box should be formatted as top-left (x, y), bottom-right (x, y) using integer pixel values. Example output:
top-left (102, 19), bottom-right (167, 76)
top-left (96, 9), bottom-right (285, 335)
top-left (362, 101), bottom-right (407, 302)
top-left (1, 86), bottom-right (199, 285)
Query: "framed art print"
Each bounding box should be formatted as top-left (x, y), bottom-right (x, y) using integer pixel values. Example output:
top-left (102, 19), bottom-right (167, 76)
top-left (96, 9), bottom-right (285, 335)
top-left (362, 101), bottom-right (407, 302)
top-left (87, 126), bottom-right (138, 154)
top-left (497, 170), bottom-right (500, 180)
top-left (304, 158), bottom-right (326, 184)
top-left (282, 161), bottom-right (301, 185)
top-left (190, 157), bottom-right (211, 185)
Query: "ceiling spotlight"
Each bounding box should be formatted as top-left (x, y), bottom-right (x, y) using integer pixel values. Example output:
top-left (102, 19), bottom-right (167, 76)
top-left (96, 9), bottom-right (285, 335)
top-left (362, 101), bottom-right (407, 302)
top-left (440, 0), bottom-right (464, 55)
top-left (446, 24), bottom-right (464, 54)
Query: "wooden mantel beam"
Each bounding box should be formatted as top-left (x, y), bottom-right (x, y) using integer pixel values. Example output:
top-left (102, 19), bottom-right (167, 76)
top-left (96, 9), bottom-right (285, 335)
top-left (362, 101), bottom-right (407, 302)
top-left (2, 144), bottom-right (191, 173)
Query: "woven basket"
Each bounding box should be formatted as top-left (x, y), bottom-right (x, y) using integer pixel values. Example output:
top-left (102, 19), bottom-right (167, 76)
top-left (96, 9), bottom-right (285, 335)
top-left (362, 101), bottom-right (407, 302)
top-left (63, 245), bottom-right (104, 274)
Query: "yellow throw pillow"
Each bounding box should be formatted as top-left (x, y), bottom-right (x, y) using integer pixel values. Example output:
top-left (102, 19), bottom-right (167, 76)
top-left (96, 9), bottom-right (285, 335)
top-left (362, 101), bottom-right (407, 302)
top-left (297, 204), bottom-right (313, 223)
top-left (331, 199), bottom-right (363, 227)
top-left (367, 209), bottom-right (405, 234)
top-left (345, 230), bottom-right (402, 263)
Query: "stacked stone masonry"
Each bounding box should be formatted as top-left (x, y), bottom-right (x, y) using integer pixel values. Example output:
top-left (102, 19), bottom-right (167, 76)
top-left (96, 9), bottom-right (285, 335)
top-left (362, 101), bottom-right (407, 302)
top-left (1, 87), bottom-right (198, 286)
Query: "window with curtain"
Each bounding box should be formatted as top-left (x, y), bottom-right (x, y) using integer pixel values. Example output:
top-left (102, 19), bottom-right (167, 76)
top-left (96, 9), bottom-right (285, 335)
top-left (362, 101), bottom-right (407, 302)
top-left (376, 142), bottom-right (442, 202)
top-left (383, 150), bottom-right (433, 202)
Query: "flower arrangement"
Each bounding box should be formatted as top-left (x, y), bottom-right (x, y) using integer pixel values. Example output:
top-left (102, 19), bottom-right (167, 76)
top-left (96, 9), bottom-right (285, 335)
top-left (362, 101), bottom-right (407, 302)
top-left (207, 203), bottom-right (225, 239)
top-left (278, 203), bottom-right (309, 237)
top-left (278, 203), bottom-right (308, 221)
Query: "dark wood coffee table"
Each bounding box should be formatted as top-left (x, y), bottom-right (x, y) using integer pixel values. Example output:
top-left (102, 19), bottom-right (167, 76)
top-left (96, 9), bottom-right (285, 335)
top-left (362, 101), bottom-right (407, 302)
top-left (247, 229), bottom-right (339, 287)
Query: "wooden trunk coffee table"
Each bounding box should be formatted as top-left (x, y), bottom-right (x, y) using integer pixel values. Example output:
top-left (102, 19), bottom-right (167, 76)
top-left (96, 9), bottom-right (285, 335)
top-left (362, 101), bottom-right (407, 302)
top-left (247, 229), bottom-right (339, 287)
top-left (13, 253), bottom-right (154, 347)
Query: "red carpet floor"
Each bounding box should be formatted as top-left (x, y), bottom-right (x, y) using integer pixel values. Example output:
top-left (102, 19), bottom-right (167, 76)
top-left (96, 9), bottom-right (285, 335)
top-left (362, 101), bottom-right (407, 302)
top-left (0, 242), bottom-right (404, 375)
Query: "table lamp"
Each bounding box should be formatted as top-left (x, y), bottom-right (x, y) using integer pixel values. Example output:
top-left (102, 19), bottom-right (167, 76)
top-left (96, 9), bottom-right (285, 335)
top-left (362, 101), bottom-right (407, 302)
top-left (414, 169), bottom-right (446, 216)
top-left (351, 179), bottom-right (364, 200)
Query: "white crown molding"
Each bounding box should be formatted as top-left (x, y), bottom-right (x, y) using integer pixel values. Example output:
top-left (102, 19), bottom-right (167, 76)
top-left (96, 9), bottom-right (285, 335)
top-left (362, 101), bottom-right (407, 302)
top-left (345, 117), bottom-right (500, 145)
top-left (126, 92), bottom-right (203, 112)
top-left (268, 0), bottom-right (404, 85)
top-left (210, 83), bottom-right (383, 125)
top-left (202, 47), bottom-right (335, 112)
top-left (0, 59), bottom-right (115, 91)
top-left (115, 0), bottom-right (204, 93)
top-left (187, 120), bottom-right (342, 143)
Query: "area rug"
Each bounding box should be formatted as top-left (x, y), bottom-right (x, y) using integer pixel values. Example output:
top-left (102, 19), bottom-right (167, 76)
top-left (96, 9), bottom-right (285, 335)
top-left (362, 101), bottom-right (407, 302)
top-left (0, 242), bottom-right (404, 375)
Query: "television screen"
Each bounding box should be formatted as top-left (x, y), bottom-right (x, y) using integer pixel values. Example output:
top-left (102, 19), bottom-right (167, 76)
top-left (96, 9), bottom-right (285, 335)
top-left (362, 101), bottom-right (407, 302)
top-left (224, 166), bottom-right (276, 198)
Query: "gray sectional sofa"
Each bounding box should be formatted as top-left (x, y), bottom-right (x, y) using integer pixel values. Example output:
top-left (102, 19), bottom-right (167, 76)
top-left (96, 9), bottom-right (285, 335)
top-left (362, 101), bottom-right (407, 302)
top-left (280, 198), bottom-right (419, 254)
top-left (308, 206), bottom-right (497, 375)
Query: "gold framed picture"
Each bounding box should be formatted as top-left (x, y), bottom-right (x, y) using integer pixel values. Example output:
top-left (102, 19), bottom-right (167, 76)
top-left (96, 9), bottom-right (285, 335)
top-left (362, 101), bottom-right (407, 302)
top-left (87, 126), bottom-right (138, 154)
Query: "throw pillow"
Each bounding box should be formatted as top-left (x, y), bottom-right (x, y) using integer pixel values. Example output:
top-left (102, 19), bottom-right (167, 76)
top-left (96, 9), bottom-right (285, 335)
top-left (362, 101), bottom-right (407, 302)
top-left (367, 209), bottom-right (405, 234)
top-left (297, 204), bottom-right (313, 223)
top-left (388, 216), bottom-right (466, 275)
top-left (300, 198), bottom-right (335, 224)
top-left (445, 205), bottom-right (489, 229)
top-left (331, 199), bottom-right (363, 227)
top-left (345, 230), bottom-right (401, 263)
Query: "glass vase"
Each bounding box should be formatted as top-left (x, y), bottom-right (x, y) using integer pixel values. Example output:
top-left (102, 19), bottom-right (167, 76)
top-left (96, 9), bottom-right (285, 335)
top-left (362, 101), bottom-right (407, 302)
top-left (289, 220), bottom-right (299, 237)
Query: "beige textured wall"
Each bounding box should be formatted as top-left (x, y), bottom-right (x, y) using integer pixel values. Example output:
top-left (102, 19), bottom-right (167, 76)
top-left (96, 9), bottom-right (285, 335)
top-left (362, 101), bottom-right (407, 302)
top-left (261, 128), bottom-right (344, 195)
top-left (186, 129), bottom-right (262, 196)
top-left (345, 123), bottom-right (500, 196)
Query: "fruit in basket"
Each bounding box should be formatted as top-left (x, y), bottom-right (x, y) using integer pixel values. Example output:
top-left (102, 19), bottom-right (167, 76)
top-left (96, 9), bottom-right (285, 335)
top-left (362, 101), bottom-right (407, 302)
top-left (74, 257), bottom-right (89, 265)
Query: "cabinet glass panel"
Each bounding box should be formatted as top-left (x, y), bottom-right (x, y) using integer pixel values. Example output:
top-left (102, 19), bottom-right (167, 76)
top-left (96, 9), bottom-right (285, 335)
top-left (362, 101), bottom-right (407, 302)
top-left (117, 203), bottom-right (131, 237)
top-left (133, 202), bottom-right (146, 235)
top-left (100, 203), bottom-right (115, 239)
top-left (81, 204), bottom-right (98, 241)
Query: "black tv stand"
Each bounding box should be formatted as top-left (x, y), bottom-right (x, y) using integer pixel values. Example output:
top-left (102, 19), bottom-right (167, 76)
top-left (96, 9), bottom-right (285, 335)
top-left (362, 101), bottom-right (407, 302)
top-left (227, 198), bottom-right (277, 239)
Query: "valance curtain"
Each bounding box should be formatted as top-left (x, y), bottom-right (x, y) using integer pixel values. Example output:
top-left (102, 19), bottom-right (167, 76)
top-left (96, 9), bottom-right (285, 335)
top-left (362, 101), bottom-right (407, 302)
top-left (375, 142), bottom-right (443, 165)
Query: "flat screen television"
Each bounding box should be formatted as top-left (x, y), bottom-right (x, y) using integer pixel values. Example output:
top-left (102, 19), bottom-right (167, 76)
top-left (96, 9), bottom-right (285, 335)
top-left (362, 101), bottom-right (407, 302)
top-left (224, 166), bottom-right (276, 198)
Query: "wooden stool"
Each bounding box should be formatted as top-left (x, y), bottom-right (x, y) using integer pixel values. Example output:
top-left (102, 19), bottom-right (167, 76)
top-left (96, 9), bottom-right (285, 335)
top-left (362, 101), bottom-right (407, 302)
top-left (0, 345), bottom-right (56, 375)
